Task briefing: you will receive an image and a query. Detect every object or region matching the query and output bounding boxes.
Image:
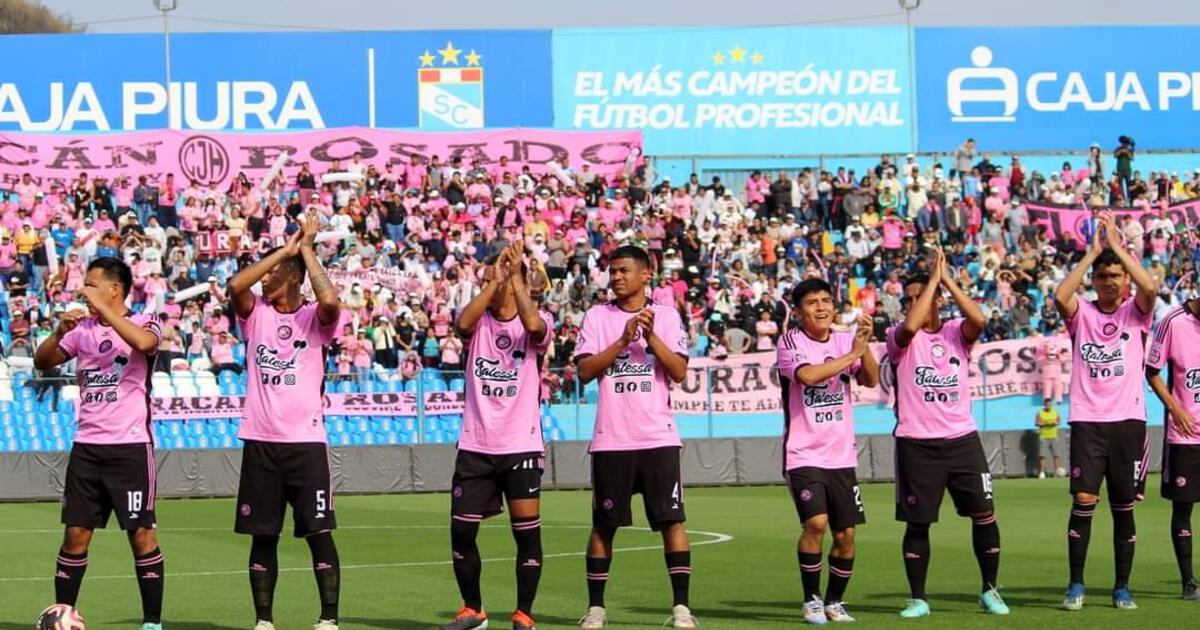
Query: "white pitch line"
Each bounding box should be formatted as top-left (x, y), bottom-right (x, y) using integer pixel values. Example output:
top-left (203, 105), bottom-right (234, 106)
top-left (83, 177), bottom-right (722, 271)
top-left (0, 527), bottom-right (733, 583)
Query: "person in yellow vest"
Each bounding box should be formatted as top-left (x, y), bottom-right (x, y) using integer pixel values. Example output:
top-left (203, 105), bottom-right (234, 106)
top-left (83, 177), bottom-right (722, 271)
top-left (1035, 399), bottom-right (1064, 479)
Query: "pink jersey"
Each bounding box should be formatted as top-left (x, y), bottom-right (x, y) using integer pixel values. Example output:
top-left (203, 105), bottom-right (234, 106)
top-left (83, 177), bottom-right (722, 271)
top-left (59, 314), bottom-right (162, 445)
top-left (1147, 304), bottom-right (1200, 444)
top-left (460, 309), bottom-right (555, 455)
top-left (238, 296), bottom-right (337, 443)
top-left (573, 300), bottom-right (688, 452)
top-left (777, 328), bottom-right (860, 470)
top-left (1067, 298), bottom-right (1150, 423)
top-left (886, 319), bottom-right (976, 439)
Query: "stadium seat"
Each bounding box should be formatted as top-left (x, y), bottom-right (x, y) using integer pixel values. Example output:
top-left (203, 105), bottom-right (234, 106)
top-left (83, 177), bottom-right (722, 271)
top-left (426, 379), bottom-right (447, 392)
top-left (449, 378), bottom-right (465, 392)
top-left (404, 379), bottom-right (419, 392)
top-left (198, 382), bottom-right (222, 397)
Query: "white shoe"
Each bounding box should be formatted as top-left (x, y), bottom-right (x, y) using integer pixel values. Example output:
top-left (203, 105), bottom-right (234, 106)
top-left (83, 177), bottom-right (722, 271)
top-left (1038, 471), bottom-right (1046, 479)
top-left (824, 601), bottom-right (856, 622)
top-left (667, 604), bottom-right (698, 628)
top-left (803, 596), bottom-right (829, 625)
top-left (253, 622), bottom-right (276, 630)
top-left (579, 606), bottom-right (606, 628)
top-left (314, 620), bottom-right (338, 630)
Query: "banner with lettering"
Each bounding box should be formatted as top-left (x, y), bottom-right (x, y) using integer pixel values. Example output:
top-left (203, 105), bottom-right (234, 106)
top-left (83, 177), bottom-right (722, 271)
top-left (670, 335), bottom-right (1071, 415)
top-left (150, 390), bottom-right (465, 420)
top-left (0, 127), bottom-right (642, 191)
top-left (1024, 199), bottom-right (1200, 247)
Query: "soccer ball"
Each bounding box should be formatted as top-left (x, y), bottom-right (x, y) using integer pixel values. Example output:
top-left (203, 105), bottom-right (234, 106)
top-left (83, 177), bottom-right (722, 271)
top-left (37, 604), bottom-right (85, 630)
top-left (1056, 467), bottom-right (1067, 478)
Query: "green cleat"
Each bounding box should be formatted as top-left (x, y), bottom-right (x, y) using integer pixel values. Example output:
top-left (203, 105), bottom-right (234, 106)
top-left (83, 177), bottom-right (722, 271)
top-left (899, 599), bottom-right (930, 618)
top-left (979, 587), bottom-right (1010, 615)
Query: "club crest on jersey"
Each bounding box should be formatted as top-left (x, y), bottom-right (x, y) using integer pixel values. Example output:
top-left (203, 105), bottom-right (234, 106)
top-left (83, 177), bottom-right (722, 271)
top-left (1102, 322), bottom-right (1119, 336)
top-left (98, 339), bottom-right (113, 353)
top-left (913, 365), bottom-right (959, 388)
top-left (473, 356), bottom-right (518, 382)
top-left (803, 382), bottom-right (845, 408)
top-left (277, 325), bottom-right (293, 340)
top-left (495, 333), bottom-right (513, 350)
top-left (931, 343), bottom-right (946, 358)
top-left (254, 344), bottom-right (298, 372)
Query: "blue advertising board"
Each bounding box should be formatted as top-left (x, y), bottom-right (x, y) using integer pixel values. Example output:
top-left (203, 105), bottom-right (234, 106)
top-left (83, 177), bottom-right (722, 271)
top-left (0, 30), bottom-right (552, 131)
top-left (916, 27), bottom-right (1200, 152)
top-left (552, 27), bottom-right (913, 156)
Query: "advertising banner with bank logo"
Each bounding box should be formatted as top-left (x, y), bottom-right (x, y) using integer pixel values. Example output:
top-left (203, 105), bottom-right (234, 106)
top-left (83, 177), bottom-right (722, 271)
top-left (151, 391), bottom-right (466, 420)
top-left (0, 30), bottom-right (550, 131)
top-left (916, 27), bottom-right (1200, 151)
top-left (553, 27), bottom-right (913, 156)
top-left (0, 127), bottom-right (641, 190)
top-left (671, 336), bottom-right (1066, 414)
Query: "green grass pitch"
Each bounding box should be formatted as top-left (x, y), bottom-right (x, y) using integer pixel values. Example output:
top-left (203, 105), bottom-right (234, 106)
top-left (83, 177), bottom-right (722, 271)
top-left (2, 477), bottom-right (1199, 629)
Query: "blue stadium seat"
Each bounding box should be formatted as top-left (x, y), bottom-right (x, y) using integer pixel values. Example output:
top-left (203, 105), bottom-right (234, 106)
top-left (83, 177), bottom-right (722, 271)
top-left (232, 345), bottom-right (246, 362)
top-left (362, 432), bottom-right (377, 445)
top-left (426, 379), bottom-right (447, 392)
top-left (336, 381), bottom-right (354, 394)
top-left (218, 371), bottom-right (237, 385)
top-left (235, 383), bottom-right (247, 395)
top-left (449, 378), bottom-right (465, 392)
top-left (584, 381), bottom-right (600, 404)
top-left (404, 379), bottom-right (419, 392)
top-left (423, 368), bottom-right (442, 382)
top-left (219, 436), bottom-right (235, 448)
top-left (547, 428), bottom-right (564, 441)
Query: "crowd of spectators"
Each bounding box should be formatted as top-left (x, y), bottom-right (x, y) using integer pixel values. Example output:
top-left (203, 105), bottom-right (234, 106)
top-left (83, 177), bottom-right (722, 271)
top-left (4, 135), bottom-right (1200, 402)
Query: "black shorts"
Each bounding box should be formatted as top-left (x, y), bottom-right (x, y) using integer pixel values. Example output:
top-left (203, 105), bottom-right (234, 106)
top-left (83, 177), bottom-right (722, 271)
top-left (1068, 421), bottom-right (1148, 502)
top-left (786, 467), bottom-right (865, 531)
top-left (895, 432), bottom-right (994, 523)
top-left (1161, 443), bottom-right (1200, 503)
top-left (62, 442), bottom-right (158, 530)
top-left (592, 446), bottom-right (685, 531)
top-left (235, 440), bottom-right (336, 538)
top-left (451, 450), bottom-right (544, 520)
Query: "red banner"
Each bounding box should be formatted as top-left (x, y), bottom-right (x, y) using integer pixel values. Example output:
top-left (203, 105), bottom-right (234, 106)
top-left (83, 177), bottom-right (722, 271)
top-left (150, 391), bottom-right (465, 420)
top-left (669, 336), bottom-right (1071, 415)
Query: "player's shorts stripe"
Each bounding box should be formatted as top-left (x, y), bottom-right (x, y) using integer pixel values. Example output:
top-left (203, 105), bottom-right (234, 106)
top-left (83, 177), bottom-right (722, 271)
top-left (146, 444), bottom-right (157, 511)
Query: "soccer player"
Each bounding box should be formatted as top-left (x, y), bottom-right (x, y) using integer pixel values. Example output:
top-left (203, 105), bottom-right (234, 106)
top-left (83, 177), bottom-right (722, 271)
top-left (777, 278), bottom-right (879, 624)
top-left (1055, 212), bottom-right (1157, 611)
top-left (34, 257), bottom-right (165, 630)
top-left (573, 245), bottom-right (696, 629)
top-left (228, 212), bottom-right (342, 630)
top-left (1147, 294), bottom-right (1200, 601)
top-left (887, 247), bottom-right (1008, 618)
top-left (438, 241), bottom-right (554, 630)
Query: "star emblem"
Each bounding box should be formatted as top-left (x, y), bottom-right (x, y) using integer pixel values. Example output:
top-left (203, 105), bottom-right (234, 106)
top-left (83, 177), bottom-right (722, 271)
top-left (418, 50), bottom-right (435, 67)
top-left (750, 51), bottom-right (764, 65)
top-left (729, 44), bottom-right (747, 63)
top-left (712, 51), bottom-right (726, 65)
top-left (438, 41), bottom-right (462, 65)
top-left (465, 49), bottom-right (481, 66)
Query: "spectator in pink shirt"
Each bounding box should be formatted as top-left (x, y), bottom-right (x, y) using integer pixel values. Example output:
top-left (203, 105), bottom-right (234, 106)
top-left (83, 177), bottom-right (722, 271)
top-left (14, 173), bottom-right (38, 210)
top-left (209, 331), bottom-right (241, 375)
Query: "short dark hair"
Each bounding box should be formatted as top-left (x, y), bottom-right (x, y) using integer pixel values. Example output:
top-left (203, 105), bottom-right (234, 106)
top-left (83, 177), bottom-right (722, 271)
top-left (1092, 248), bottom-right (1123, 271)
top-left (791, 278), bottom-right (833, 306)
top-left (609, 245), bottom-right (651, 268)
top-left (87, 256), bottom-right (133, 297)
top-left (903, 272), bottom-right (931, 290)
top-left (264, 246), bottom-right (307, 283)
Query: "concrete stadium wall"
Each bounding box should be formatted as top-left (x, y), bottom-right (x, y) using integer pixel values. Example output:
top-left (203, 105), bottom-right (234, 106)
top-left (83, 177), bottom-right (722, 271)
top-left (0, 427), bottom-right (1165, 502)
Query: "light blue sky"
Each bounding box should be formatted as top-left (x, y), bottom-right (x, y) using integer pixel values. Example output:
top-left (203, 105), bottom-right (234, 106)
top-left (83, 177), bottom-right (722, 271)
top-left (38, 0), bottom-right (1200, 32)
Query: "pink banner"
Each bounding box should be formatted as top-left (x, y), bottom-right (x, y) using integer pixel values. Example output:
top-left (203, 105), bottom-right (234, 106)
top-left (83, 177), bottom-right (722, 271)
top-left (1024, 199), bottom-right (1200, 247)
top-left (0, 127), bottom-right (642, 190)
top-left (669, 336), bottom-right (1071, 415)
top-left (150, 390), bottom-right (464, 421)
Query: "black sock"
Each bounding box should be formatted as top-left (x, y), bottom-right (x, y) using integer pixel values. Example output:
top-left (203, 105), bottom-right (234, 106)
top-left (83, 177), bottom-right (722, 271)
top-left (664, 551), bottom-right (691, 607)
top-left (306, 532), bottom-right (340, 622)
top-left (971, 514), bottom-right (1001, 591)
top-left (1172, 502), bottom-right (1195, 584)
top-left (798, 551), bottom-right (823, 601)
top-left (133, 547), bottom-right (165, 624)
top-left (825, 555), bottom-right (854, 604)
top-left (1068, 501), bottom-right (1096, 584)
top-left (1112, 502), bottom-right (1136, 590)
top-left (249, 535), bottom-right (279, 623)
top-left (451, 518), bottom-right (483, 611)
top-left (511, 516), bottom-right (543, 615)
top-left (902, 523), bottom-right (931, 600)
top-left (54, 549), bottom-right (87, 606)
top-left (586, 556), bottom-right (611, 608)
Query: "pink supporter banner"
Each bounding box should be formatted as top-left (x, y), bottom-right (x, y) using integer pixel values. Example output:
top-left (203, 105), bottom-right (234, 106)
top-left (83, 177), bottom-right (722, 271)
top-left (1024, 199), bottom-right (1200, 248)
top-left (669, 336), bottom-right (1071, 415)
top-left (150, 391), bottom-right (465, 421)
top-left (0, 127), bottom-right (643, 191)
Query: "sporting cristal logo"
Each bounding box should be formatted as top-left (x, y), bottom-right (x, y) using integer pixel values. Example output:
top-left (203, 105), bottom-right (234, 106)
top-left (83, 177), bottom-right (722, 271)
top-left (417, 41), bottom-right (484, 130)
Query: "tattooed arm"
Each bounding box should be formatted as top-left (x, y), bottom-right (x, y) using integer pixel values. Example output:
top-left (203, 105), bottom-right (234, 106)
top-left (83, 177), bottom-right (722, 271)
top-left (300, 211), bottom-right (341, 326)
